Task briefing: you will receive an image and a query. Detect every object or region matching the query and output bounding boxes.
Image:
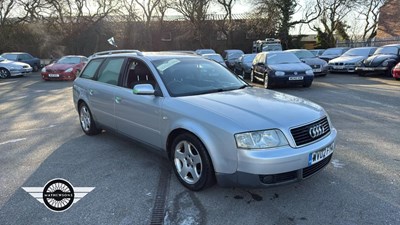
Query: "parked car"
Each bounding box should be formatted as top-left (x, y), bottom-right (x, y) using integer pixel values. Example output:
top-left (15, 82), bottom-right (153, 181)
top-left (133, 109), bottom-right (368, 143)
top-left (310, 49), bottom-right (325, 57)
top-left (41, 55), bottom-right (88, 81)
top-left (233, 53), bottom-right (257, 79)
top-left (319, 47), bottom-right (349, 62)
top-left (0, 52), bottom-right (41, 72)
top-left (355, 44), bottom-right (400, 77)
top-left (222, 49), bottom-right (244, 70)
top-left (0, 56), bottom-right (32, 79)
top-left (73, 50), bottom-right (336, 191)
top-left (392, 62), bottom-right (400, 80)
top-left (328, 47), bottom-right (377, 73)
top-left (201, 53), bottom-right (226, 67)
top-left (251, 51), bottom-right (314, 88)
top-left (195, 49), bottom-right (216, 55)
top-left (285, 49), bottom-right (328, 76)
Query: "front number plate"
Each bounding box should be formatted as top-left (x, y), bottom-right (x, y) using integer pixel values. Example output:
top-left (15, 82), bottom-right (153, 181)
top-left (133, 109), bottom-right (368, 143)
top-left (308, 143), bottom-right (334, 166)
top-left (289, 76), bottom-right (304, 81)
top-left (49, 74), bottom-right (59, 77)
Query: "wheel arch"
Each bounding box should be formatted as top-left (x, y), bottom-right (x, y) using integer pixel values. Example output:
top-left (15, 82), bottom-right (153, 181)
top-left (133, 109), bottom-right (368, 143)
top-left (165, 123), bottom-right (238, 174)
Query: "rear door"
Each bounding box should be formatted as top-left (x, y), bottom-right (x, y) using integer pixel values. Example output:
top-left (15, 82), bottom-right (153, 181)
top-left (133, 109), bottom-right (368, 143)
top-left (87, 57), bottom-right (125, 129)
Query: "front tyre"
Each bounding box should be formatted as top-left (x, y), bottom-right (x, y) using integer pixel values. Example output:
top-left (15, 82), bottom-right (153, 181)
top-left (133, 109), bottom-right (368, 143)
top-left (250, 70), bottom-right (255, 83)
top-left (264, 74), bottom-right (271, 89)
top-left (0, 68), bottom-right (10, 79)
top-left (171, 133), bottom-right (215, 191)
top-left (78, 102), bottom-right (102, 135)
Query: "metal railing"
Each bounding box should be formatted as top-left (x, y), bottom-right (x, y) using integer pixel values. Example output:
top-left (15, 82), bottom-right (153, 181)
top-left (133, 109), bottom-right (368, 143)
top-left (336, 37), bottom-right (400, 48)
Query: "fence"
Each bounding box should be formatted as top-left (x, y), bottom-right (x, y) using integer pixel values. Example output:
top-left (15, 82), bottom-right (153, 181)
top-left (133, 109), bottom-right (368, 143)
top-left (336, 37), bottom-right (400, 47)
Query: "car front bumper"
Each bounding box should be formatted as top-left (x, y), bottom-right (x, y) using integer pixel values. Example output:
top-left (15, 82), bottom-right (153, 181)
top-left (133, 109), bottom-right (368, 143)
top-left (216, 128), bottom-right (337, 187)
top-left (329, 65), bottom-right (356, 73)
top-left (355, 66), bottom-right (388, 74)
top-left (10, 68), bottom-right (32, 76)
top-left (42, 72), bottom-right (77, 81)
top-left (270, 75), bottom-right (314, 86)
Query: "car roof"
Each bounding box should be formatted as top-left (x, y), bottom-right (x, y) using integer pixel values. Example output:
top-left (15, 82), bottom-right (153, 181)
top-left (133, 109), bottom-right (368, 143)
top-left (1, 52), bottom-right (29, 55)
top-left (380, 44), bottom-right (400, 48)
top-left (348, 46), bottom-right (377, 49)
top-left (90, 51), bottom-right (200, 61)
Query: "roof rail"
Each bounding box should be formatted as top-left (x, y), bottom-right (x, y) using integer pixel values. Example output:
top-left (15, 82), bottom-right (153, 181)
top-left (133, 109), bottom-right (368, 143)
top-left (92, 49), bottom-right (143, 57)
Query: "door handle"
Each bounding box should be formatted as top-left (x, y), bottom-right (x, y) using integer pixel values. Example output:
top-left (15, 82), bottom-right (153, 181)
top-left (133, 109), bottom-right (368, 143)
top-left (89, 89), bottom-right (94, 95)
top-left (115, 96), bottom-right (122, 104)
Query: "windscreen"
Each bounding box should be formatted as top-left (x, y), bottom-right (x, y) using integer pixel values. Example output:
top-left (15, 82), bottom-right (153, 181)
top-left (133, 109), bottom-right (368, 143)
top-left (152, 58), bottom-right (247, 97)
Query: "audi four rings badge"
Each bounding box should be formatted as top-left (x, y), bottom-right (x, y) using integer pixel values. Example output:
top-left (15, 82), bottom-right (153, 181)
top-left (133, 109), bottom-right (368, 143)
top-left (309, 124), bottom-right (325, 138)
top-left (22, 178), bottom-right (94, 212)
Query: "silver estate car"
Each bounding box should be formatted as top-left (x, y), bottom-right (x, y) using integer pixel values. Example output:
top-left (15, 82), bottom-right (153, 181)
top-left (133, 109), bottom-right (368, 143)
top-left (73, 50), bottom-right (337, 191)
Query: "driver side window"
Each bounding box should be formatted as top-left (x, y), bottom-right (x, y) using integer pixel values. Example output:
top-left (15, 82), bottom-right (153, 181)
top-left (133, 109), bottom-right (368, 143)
top-left (125, 59), bottom-right (156, 89)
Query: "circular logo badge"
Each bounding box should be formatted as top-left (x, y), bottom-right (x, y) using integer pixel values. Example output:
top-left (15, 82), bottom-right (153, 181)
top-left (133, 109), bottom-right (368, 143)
top-left (42, 179), bottom-right (75, 212)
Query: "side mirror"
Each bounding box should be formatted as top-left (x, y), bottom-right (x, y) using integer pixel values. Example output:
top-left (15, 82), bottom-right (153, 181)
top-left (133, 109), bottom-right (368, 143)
top-left (133, 84), bottom-right (155, 95)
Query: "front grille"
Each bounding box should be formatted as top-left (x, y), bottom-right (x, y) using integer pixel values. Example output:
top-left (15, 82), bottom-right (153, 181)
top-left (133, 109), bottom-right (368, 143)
top-left (47, 69), bottom-right (63, 73)
top-left (302, 154), bottom-right (332, 178)
top-left (311, 65), bottom-right (321, 69)
top-left (291, 117), bottom-right (330, 146)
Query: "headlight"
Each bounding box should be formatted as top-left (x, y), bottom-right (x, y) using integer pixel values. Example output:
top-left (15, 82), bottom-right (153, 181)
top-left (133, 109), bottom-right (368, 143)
top-left (41, 67), bottom-right (46, 72)
top-left (305, 70), bottom-right (314, 75)
top-left (382, 61), bottom-right (388, 66)
top-left (235, 129), bottom-right (289, 149)
top-left (275, 71), bottom-right (285, 76)
top-left (355, 61), bottom-right (363, 67)
top-left (65, 68), bottom-right (73, 73)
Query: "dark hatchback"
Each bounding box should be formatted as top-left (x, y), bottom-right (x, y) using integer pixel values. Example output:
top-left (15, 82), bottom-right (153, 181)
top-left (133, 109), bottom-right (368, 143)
top-left (355, 44), bottom-right (400, 77)
top-left (250, 51), bottom-right (314, 89)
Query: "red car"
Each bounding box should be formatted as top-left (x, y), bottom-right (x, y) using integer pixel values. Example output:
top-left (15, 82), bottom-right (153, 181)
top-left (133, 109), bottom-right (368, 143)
top-left (393, 62), bottom-right (400, 80)
top-left (41, 55), bottom-right (88, 81)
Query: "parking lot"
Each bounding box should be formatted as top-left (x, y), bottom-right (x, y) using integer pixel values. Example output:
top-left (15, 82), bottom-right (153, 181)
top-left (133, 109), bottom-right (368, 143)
top-left (0, 72), bottom-right (399, 225)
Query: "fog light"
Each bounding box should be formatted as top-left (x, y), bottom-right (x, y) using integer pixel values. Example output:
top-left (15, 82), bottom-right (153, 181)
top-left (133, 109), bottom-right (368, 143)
top-left (261, 175), bottom-right (274, 184)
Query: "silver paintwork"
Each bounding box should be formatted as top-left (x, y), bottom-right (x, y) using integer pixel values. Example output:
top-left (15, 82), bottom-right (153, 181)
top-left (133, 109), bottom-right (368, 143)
top-left (73, 53), bottom-right (337, 187)
top-left (0, 56), bottom-right (32, 77)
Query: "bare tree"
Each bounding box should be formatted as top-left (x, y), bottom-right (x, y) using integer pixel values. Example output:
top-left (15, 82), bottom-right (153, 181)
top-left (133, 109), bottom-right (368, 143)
top-left (0, 0), bottom-right (17, 25)
top-left (251, 0), bottom-right (323, 49)
top-left (173, 0), bottom-right (212, 47)
top-left (215, 0), bottom-right (236, 48)
top-left (356, 0), bottom-right (386, 42)
top-left (310, 0), bottom-right (355, 47)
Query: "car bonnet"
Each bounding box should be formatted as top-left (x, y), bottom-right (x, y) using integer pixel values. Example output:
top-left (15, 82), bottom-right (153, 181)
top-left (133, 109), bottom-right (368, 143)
top-left (172, 88), bottom-right (326, 132)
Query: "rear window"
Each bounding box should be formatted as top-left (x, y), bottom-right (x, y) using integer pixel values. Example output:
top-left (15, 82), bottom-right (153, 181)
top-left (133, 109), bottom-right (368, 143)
top-left (80, 59), bottom-right (103, 79)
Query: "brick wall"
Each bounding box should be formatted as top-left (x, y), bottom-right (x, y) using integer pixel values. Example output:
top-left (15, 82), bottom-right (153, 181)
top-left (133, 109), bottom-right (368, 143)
top-left (376, 0), bottom-right (400, 39)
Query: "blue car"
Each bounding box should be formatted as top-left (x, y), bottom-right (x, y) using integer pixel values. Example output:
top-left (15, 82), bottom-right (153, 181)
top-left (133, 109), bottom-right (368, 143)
top-left (1, 52), bottom-right (41, 72)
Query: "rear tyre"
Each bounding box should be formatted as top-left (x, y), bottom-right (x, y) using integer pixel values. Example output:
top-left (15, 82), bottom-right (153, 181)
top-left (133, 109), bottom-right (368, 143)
top-left (78, 102), bottom-right (102, 135)
top-left (358, 72), bottom-right (365, 77)
top-left (0, 68), bottom-right (10, 79)
top-left (171, 133), bottom-right (215, 191)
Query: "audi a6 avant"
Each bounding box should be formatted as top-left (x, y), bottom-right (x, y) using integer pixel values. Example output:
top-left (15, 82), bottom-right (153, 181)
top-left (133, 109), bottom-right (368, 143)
top-left (73, 50), bottom-right (337, 191)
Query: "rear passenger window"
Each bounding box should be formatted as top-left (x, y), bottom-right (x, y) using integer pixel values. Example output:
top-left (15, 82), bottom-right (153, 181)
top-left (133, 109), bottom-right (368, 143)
top-left (80, 59), bottom-right (103, 79)
top-left (97, 58), bottom-right (125, 85)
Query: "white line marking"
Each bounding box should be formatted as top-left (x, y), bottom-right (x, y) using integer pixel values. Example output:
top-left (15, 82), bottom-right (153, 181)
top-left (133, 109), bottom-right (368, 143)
top-left (331, 159), bottom-right (345, 168)
top-left (0, 138), bottom-right (27, 145)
